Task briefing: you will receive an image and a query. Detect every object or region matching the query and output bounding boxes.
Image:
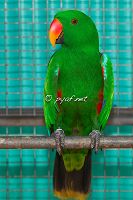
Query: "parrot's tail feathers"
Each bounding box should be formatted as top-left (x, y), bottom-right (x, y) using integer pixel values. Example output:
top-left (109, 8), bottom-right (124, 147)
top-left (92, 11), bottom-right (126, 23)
top-left (53, 151), bottom-right (91, 200)
top-left (54, 190), bottom-right (88, 200)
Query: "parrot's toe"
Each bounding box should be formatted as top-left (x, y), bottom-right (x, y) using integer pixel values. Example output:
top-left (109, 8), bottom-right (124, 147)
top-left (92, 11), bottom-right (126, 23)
top-left (89, 130), bottom-right (101, 153)
top-left (52, 128), bottom-right (65, 155)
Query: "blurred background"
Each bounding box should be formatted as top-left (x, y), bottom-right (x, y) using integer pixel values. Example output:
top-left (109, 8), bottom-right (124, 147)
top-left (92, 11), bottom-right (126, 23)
top-left (0, 0), bottom-right (133, 199)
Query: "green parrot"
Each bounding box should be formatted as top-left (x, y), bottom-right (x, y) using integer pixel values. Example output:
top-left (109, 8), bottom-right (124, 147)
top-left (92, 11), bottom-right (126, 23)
top-left (43, 10), bottom-right (114, 200)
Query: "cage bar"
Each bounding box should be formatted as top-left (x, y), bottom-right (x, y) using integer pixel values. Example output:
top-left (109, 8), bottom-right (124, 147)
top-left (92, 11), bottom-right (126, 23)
top-left (0, 107), bottom-right (133, 126)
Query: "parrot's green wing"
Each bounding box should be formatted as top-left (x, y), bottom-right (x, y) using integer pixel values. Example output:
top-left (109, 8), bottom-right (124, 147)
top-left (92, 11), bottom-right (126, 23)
top-left (98, 53), bottom-right (114, 130)
top-left (43, 53), bottom-right (60, 130)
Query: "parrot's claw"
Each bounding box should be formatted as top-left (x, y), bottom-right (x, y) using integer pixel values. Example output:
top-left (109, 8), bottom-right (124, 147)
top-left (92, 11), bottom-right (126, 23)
top-left (52, 128), bottom-right (65, 155)
top-left (89, 130), bottom-right (101, 153)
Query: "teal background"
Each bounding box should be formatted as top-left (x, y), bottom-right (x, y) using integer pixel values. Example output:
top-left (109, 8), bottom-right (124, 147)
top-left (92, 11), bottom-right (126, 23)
top-left (0, 0), bottom-right (133, 199)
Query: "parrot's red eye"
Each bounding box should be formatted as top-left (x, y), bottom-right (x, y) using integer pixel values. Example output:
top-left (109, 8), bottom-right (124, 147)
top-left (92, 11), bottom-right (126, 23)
top-left (71, 19), bottom-right (78, 25)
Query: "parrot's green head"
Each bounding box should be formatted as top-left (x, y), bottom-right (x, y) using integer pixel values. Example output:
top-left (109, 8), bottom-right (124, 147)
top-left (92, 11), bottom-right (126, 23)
top-left (49, 10), bottom-right (99, 49)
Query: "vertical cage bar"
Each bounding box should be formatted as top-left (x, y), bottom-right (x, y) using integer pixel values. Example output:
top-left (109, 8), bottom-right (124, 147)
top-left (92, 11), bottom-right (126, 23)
top-left (32, 0), bottom-right (37, 195)
top-left (102, 0), bottom-right (105, 52)
top-left (19, 0), bottom-right (22, 115)
top-left (32, 0), bottom-right (36, 116)
top-left (116, 1), bottom-right (120, 199)
top-left (5, 0), bottom-right (8, 115)
top-left (18, 1), bottom-right (22, 198)
top-left (20, 127), bottom-right (23, 200)
top-left (104, 149), bottom-right (106, 200)
top-left (118, 134), bottom-right (120, 200)
top-left (6, 126), bottom-right (9, 200)
top-left (132, 0), bottom-right (133, 107)
top-left (4, 0), bottom-right (9, 199)
top-left (33, 127), bottom-right (37, 200)
top-left (74, 0), bottom-right (76, 9)
top-left (102, 0), bottom-right (106, 198)
top-left (60, 0), bottom-right (63, 10)
top-left (88, 0), bottom-right (91, 15)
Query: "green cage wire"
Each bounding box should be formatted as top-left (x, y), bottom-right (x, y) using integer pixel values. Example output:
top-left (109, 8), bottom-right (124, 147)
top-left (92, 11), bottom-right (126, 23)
top-left (0, 0), bottom-right (133, 199)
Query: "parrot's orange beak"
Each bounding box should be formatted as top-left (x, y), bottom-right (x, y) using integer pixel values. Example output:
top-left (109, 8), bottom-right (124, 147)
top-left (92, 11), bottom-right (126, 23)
top-left (49, 18), bottom-right (63, 46)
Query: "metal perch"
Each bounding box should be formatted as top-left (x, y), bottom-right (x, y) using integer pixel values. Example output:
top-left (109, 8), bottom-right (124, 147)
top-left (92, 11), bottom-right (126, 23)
top-left (0, 136), bottom-right (133, 149)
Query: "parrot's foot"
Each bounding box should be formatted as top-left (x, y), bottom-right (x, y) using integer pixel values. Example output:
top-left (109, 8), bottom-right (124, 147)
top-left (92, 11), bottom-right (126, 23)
top-left (52, 128), bottom-right (65, 155)
top-left (89, 130), bottom-right (101, 153)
